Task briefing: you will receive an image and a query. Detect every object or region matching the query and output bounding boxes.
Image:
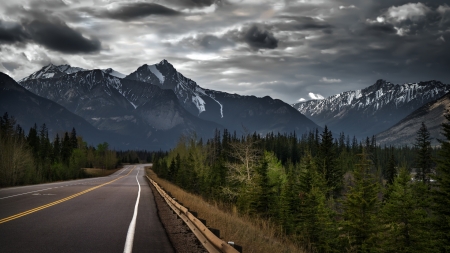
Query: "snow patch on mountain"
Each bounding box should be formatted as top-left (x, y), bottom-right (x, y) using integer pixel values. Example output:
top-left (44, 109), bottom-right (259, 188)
top-left (148, 65), bottom-right (164, 84)
top-left (19, 63), bottom-right (86, 82)
top-left (192, 94), bottom-right (206, 114)
top-left (210, 95), bottom-right (224, 118)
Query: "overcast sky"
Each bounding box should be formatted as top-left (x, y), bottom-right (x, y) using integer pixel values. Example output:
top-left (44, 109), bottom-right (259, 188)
top-left (1, 0), bottom-right (449, 103)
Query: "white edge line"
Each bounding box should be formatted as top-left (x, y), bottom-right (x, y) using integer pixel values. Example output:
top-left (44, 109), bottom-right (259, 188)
top-left (123, 167), bottom-right (141, 253)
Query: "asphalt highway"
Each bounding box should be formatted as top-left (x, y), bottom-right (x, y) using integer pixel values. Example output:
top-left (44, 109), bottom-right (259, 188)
top-left (0, 165), bottom-right (174, 253)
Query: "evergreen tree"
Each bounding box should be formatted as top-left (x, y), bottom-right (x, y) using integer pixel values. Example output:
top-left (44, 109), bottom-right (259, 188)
top-left (52, 134), bottom-right (61, 163)
top-left (341, 149), bottom-right (381, 253)
top-left (414, 122), bottom-right (433, 185)
top-left (381, 167), bottom-right (435, 253)
top-left (297, 152), bottom-right (339, 253)
top-left (317, 125), bottom-right (342, 197)
top-left (385, 153), bottom-right (397, 186)
top-left (70, 127), bottom-right (78, 149)
top-left (432, 113), bottom-right (450, 252)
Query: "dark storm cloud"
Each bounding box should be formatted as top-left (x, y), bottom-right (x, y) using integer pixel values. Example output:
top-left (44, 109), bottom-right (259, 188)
top-left (363, 22), bottom-right (397, 35)
top-left (242, 25), bottom-right (278, 50)
top-left (176, 24), bottom-right (278, 51)
top-left (0, 20), bottom-right (29, 44)
top-left (163, 0), bottom-right (219, 8)
top-left (98, 3), bottom-right (180, 21)
top-left (23, 18), bottom-right (101, 54)
top-left (223, 24), bottom-right (278, 50)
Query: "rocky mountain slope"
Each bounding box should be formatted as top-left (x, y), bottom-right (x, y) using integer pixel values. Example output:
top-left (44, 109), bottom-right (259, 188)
top-left (0, 72), bottom-right (116, 147)
top-left (292, 79), bottom-right (450, 138)
top-left (376, 92), bottom-right (450, 147)
top-left (19, 69), bottom-right (221, 149)
top-left (125, 60), bottom-right (319, 135)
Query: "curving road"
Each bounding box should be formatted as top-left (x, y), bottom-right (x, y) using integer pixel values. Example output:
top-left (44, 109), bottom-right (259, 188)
top-left (0, 165), bottom-right (174, 253)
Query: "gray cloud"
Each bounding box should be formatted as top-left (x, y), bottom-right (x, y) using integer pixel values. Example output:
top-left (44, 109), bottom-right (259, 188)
top-left (0, 20), bottom-right (29, 44)
top-left (0, 17), bottom-right (101, 54)
top-left (163, 0), bottom-right (220, 8)
top-left (176, 23), bottom-right (279, 51)
top-left (1, 0), bottom-right (450, 103)
top-left (24, 18), bottom-right (101, 54)
top-left (275, 16), bottom-right (333, 31)
top-left (98, 3), bottom-right (180, 21)
top-left (178, 34), bottom-right (235, 51)
top-left (1, 61), bottom-right (21, 72)
top-left (242, 25), bottom-right (278, 50)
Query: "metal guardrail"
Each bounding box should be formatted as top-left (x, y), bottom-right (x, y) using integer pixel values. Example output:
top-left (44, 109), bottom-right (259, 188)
top-left (146, 176), bottom-right (240, 253)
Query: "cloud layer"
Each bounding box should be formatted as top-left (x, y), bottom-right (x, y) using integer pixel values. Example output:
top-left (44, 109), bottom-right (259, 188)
top-left (0, 0), bottom-right (449, 103)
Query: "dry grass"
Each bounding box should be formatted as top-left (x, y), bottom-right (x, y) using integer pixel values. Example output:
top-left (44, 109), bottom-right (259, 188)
top-left (83, 168), bottom-right (120, 177)
top-left (146, 168), bottom-right (305, 253)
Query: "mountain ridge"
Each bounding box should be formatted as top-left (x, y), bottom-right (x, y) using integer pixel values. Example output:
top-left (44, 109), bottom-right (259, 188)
top-left (292, 79), bottom-right (450, 138)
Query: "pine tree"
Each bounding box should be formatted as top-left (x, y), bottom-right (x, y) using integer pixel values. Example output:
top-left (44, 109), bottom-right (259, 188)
top-left (385, 153), bottom-right (397, 186)
top-left (341, 149), bottom-right (381, 253)
top-left (70, 127), bottom-right (78, 149)
top-left (380, 167), bottom-right (435, 253)
top-left (432, 113), bottom-right (450, 252)
top-left (297, 152), bottom-right (339, 253)
top-left (52, 134), bottom-right (61, 163)
top-left (414, 122), bottom-right (433, 185)
top-left (317, 125), bottom-right (342, 197)
top-left (61, 132), bottom-right (72, 165)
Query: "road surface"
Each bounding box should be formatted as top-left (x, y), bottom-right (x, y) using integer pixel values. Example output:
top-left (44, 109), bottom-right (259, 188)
top-left (0, 165), bottom-right (174, 253)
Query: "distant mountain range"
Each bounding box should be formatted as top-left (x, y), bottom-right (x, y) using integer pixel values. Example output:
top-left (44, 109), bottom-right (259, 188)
top-left (292, 79), bottom-right (450, 139)
top-left (4, 60), bottom-right (449, 149)
top-left (4, 60), bottom-right (318, 150)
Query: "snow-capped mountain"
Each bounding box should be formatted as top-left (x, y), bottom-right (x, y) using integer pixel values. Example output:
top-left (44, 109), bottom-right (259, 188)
top-left (125, 60), bottom-right (319, 135)
top-left (376, 91), bottom-right (450, 146)
top-left (1, 72), bottom-right (117, 147)
top-left (17, 60), bottom-right (319, 148)
top-left (18, 69), bottom-right (221, 149)
top-left (292, 79), bottom-right (450, 138)
top-left (125, 60), bottom-right (210, 116)
top-left (19, 64), bottom-right (86, 82)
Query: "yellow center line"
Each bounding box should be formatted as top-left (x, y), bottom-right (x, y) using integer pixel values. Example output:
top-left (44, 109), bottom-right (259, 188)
top-left (0, 167), bottom-right (135, 224)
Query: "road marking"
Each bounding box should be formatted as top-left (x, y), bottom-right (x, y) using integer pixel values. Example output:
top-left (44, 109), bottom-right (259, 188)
top-left (123, 167), bottom-right (141, 253)
top-left (0, 168), bottom-right (130, 198)
top-left (0, 187), bottom-right (54, 200)
top-left (0, 177), bottom-right (104, 191)
top-left (0, 167), bottom-right (134, 224)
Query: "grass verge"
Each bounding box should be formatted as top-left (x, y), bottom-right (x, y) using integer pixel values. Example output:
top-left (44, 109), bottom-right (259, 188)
top-left (83, 168), bottom-right (120, 177)
top-left (146, 168), bottom-right (304, 253)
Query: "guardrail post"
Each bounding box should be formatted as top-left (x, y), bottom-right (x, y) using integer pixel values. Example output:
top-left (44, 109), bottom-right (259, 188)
top-left (228, 241), bottom-right (243, 253)
top-left (209, 228), bottom-right (220, 238)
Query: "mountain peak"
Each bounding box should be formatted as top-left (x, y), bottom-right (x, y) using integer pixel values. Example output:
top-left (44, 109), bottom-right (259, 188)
top-left (19, 63), bottom-right (86, 82)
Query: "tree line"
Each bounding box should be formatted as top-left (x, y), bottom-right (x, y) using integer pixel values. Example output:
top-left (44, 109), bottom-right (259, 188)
top-left (152, 116), bottom-right (450, 253)
top-left (0, 113), bottom-right (119, 187)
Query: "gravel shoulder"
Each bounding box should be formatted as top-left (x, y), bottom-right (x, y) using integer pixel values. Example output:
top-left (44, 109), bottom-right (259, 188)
top-left (147, 181), bottom-right (208, 253)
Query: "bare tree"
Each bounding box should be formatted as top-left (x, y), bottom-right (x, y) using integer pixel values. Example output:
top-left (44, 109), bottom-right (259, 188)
top-left (222, 136), bottom-right (261, 199)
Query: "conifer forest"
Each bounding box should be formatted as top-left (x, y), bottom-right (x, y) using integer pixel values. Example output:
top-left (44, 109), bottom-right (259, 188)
top-left (152, 115), bottom-right (450, 253)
